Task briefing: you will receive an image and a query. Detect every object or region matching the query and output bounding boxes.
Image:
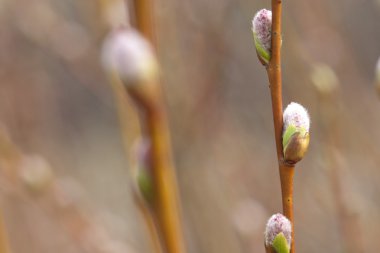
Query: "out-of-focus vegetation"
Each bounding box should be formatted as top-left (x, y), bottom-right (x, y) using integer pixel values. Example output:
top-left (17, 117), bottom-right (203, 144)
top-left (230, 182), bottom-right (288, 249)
top-left (0, 0), bottom-right (380, 253)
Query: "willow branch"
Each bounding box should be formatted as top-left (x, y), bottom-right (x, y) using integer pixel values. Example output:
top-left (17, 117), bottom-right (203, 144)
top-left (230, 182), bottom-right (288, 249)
top-left (127, 83), bottom-right (187, 253)
top-left (129, 1), bottom-right (187, 252)
top-left (266, 1), bottom-right (295, 253)
top-left (267, 0), bottom-right (283, 160)
top-left (132, 0), bottom-right (157, 47)
top-left (146, 101), bottom-right (186, 253)
top-left (279, 164), bottom-right (295, 253)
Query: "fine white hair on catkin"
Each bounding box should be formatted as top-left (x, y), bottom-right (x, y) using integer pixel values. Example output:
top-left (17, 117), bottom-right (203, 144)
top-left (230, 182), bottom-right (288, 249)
top-left (264, 213), bottom-right (292, 246)
top-left (283, 102), bottom-right (310, 132)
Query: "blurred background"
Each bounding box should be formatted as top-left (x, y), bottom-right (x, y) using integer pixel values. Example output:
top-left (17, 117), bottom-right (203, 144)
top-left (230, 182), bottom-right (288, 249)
top-left (0, 0), bottom-right (380, 252)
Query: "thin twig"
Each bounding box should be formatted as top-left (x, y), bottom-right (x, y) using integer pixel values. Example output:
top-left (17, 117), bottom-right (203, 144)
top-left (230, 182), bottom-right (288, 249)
top-left (266, 1), bottom-right (296, 253)
top-left (108, 72), bottom-right (164, 253)
top-left (147, 103), bottom-right (186, 253)
top-left (98, 0), bottom-right (165, 251)
top-left (267, 0), bottom-right (283, 160)
top-left (127, 84), bottom-right (187, 253)
top-left (279, 164), bottom-right (295, 253)
top-left (132, 0), bottom-right (156, 47)
top-left (129, 1), bottom-right (187, 253)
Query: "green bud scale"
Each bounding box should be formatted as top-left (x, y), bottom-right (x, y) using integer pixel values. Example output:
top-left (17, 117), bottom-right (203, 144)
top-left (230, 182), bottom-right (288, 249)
top-left (265, 213), bottom-right (292, 252)
top-left (282, 102), bottom-right (310, 164)
top-left (252, 9), bottom-right (272, 64)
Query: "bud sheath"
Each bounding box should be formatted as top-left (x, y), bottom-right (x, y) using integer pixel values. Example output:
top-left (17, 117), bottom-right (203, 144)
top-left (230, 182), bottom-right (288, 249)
top-left (252, 9), bottom-right (272, 64)
top-left (265, 213), bottom-right (292, 253)
top-left (282, 102), bottom-right (310, 164)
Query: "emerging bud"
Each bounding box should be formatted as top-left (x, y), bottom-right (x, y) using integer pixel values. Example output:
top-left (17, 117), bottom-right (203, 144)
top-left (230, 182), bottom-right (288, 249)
top-left (101, 27), bottom-right (158, 85)
top-left (282, 102), bottom-right (310, 164)
top-left (265, 213), bottom-right (291, 251)
top-left (375, 57), bottom-right (380, 97)
top-left (252, 9), bottom-right (272, 64)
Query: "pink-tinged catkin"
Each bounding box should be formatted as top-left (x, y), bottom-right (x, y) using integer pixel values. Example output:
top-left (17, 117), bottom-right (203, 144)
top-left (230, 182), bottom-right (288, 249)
top-left (264, 213), bottom-right (292, 246)
top-left (252, 9), bottom-right (272, 52)
top-left (101, 27), bottom-right (158, 84)
top-left (283, 102), bottom-right (310, 132)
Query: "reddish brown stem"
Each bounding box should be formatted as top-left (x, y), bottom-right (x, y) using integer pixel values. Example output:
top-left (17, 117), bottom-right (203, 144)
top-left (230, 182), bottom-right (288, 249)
top-left (267, 0), bottom-right (283, 160)
top-left (265, 244), bottom-right (275, 253)
top-left (279, 164), bottom-right (295, 253)
top-left (266, 1), bottom-right (296, 253)
top-left (265, 239), bottom-right (276, 253)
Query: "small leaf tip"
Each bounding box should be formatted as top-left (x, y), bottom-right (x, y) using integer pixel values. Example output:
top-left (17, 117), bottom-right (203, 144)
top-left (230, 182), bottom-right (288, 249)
top-left (265, 213), bottom-right (292, 248)
top-left (252, 9), bottom-right (272, 64)
top-left (282, 102), bottom-right (310, 164)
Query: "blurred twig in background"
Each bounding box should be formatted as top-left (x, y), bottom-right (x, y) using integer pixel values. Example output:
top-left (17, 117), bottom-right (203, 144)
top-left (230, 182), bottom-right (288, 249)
top-left (0, 127), bottom-right (135, 253)
top-left (127, 0), bottom-right (187, 251)
top-left (98, 3), bottom-right (163, 253)
top-left (312, 64), bottom-right (365, 253)
top-left (1, 0), bottom-right (380, 252)
top-left (130, 0), bottom-right (156, 46)
top-left (101, 1), bottom-right (187, 252)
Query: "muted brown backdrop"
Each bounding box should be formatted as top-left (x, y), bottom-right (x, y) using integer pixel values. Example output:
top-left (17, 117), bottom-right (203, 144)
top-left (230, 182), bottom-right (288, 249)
top-left (0, 0), bottom-right (379, 252)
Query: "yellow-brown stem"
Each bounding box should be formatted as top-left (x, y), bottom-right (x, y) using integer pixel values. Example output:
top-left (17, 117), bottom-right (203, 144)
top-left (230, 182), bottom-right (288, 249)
top-left (108, 71), bottom-right (166, 253)
top-left (145, 103), bottom-right (186, 253)
top-left (266, 1), bottom-right (296, 253)
top-left (130, 1), bottom-right (186, 252)
top-left (126, 83), bottom-right (186, 253)
top-left (132, 0), bottom-right (156, 47)
top-left (103, 1), bottom-right (166, 251)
